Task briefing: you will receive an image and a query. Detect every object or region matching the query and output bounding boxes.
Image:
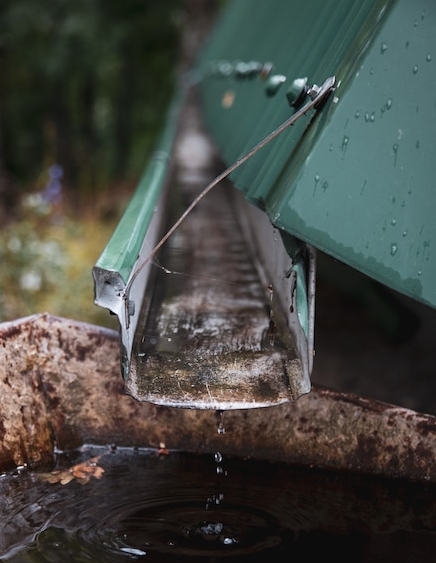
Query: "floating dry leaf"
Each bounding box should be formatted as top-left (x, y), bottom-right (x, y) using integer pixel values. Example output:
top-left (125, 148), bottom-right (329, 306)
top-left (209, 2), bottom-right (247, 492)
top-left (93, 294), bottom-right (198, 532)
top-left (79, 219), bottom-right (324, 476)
top-left (158, 442), bottom-right (169, 456)
top-left (39, 455), bottom-right (105, 485)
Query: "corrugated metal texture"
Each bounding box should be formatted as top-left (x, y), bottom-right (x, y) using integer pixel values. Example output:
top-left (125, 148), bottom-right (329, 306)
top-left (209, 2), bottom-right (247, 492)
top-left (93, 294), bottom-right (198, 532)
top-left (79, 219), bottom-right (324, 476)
top-left (197, 0), bottom-right (390, 200)
top-left (197, 0), bottom-right (436, 309)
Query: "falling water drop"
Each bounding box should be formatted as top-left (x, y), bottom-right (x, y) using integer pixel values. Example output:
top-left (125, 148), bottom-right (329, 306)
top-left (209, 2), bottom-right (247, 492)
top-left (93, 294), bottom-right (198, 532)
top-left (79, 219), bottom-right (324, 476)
top-left (214, 451), bottom-right (223, 464)
top-left (391, 218), bottom-right (397, 226)
top-left (390, 243), bottom-right (398, 256)
top-left (413, 64), bottom-right (419, 75)
top-left (426, 54), bottom-right (431, 62)
top-left (381, 42), bottom-right (387, 54)
top-left (386, 98), bottom-right (393, 110)
top-left (223, 537), bottom-right (238, 545)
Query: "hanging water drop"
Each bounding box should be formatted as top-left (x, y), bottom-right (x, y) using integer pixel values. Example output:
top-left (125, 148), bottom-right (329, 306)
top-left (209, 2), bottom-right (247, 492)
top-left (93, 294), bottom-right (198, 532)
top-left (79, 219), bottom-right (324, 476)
top-left (217, 410), bottom-right (226, 434)
top-left (381, 42), bottom-right (387, 54)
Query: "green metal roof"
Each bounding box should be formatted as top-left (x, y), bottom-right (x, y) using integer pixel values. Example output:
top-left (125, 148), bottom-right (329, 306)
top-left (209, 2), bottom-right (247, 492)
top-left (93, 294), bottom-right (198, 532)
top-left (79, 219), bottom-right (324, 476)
top-left (197, 0), bottom-right (436, 309)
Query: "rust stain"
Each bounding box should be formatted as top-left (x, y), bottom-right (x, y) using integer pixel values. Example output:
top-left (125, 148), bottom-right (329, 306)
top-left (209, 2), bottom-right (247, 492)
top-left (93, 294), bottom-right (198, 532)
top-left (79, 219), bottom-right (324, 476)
top-left (0, 314), bottom-right (436, 481)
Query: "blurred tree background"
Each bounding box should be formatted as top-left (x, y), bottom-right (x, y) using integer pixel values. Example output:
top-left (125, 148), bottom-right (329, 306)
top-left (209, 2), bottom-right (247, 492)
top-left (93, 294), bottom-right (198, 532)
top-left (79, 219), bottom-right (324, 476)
top-left (0, 0), bottom-right (182, 209)
top-left (0, 0), bottom-right (219, 327)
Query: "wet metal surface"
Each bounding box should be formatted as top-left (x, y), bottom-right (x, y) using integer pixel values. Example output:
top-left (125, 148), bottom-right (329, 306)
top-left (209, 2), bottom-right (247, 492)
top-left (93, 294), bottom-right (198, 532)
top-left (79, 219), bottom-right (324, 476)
top-left (198, 0), bottom-right (436, 309)
top-left (1, 314), bottom-right (436, 481)
top-left (127, 175), bottom-right (303, 409)
top-left (124, 96), bottom-right (309, 409)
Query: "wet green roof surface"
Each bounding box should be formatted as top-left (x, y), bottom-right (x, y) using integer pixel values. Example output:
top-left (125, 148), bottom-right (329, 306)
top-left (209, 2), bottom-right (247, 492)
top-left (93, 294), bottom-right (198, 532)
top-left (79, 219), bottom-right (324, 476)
top-left (197, 0), bottom-right (436, 309)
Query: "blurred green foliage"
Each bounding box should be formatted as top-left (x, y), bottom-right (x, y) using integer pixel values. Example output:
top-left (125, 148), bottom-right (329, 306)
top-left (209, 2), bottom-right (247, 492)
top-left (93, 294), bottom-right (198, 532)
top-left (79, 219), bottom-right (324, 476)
top-left (0, 192), bottom-right (122, 327)
top-left (0, 0), bottom-right (182, 204)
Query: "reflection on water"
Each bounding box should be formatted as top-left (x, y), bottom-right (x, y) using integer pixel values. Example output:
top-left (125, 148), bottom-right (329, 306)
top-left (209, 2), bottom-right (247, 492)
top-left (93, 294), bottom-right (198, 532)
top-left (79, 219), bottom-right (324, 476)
top-left (2, 445), bottom-right (436, 562)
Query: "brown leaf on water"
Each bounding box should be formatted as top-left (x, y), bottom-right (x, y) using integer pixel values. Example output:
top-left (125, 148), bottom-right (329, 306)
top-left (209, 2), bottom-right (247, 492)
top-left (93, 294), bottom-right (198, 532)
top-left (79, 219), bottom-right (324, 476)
top-left (158, 442), bottom-right (169, 456)
top-left (59, 472), bottom-right (76, 485)
top-left (39, 455), bottom-right (105, 485)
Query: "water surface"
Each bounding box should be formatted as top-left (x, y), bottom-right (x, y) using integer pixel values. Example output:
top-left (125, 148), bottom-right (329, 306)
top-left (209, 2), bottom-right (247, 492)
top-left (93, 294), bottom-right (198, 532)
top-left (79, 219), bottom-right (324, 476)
top-left (2, 446), bottom-right (436, 562)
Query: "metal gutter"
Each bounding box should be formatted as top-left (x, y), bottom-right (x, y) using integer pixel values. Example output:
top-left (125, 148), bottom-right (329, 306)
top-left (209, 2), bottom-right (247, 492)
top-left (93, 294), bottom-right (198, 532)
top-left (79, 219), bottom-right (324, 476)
top-left (93, 89), bottom-right (185, 374)
top-left (92, 78), bottom-right (326, 404)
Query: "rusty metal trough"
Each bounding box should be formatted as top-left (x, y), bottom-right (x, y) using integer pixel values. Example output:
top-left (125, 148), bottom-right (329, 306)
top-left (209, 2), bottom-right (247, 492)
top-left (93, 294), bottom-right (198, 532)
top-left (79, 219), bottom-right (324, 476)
top-left (1, 313), bottom-right (436, 482)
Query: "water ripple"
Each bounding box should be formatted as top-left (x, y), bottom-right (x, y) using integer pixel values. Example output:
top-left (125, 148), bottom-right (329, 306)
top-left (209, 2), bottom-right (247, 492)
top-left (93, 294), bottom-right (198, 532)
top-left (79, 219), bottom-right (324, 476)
top-left (2, 446), bottom-right (436, 561)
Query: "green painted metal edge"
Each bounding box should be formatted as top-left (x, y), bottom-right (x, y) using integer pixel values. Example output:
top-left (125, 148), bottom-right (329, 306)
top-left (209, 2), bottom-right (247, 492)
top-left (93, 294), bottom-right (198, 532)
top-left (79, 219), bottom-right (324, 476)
top-left (94, 92), bottom-right (182, 285)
